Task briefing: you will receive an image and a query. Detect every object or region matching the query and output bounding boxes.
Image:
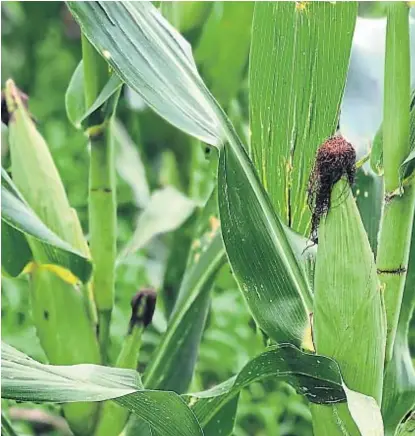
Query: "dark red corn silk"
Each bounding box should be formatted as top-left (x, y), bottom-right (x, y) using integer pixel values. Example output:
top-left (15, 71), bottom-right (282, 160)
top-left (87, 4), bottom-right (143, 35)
top-left (128, 288), bottom-right (157, 332)
top-left (307, 136), bottom-right (356, 243)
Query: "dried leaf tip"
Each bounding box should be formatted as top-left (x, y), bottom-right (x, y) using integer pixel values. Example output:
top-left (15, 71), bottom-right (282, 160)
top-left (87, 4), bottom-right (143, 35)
top-left (307, 136), bottom-right (356, 243)
top-left (128, 288), bottom-right (157, 332)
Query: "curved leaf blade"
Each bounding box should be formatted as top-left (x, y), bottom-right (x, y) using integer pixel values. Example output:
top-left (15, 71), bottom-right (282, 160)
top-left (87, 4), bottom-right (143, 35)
top-left (184, 344), bottom-right (382, 436)
top-left (66, 1), bottom-right (223, 146)
top-left (65, 60), bottom-right (123, 130)
top-left (1, 169), bottom-right (92, 283)
top-left (143, 231), bottom-right (225, 391)
top-left (1, 342), bottom-right (203, 436)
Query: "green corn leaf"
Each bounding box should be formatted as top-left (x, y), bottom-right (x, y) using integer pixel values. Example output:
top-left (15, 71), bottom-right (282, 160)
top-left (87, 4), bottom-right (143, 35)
top-left (183, 344), bottom-right (383, 436)
top-left (1, 342), bottom-right (203, 436)
top-left (67, 0), bottom-right (312, 350)
top-left (1, 220), bottom-right (31, 278)
top-left (142, 189), bottom-right (224, 393)
top-left (1, 169), bottom-right (92, 283)
top-left (249, 2), bottom-right (357, 235)
top-left (382, 224), bottom-right (415, 436)
top-left (143, 232), bottom-right (224, 391)
top-left (195, 1), bottom-right (254, 106)
top-left (218, 141), bottom-right (311, 345)
top-left (118, 186), bottom-right (196, 264)
top-left (4, 79), bottom-right (88, 254)
top-left (65, 60), bottom-right (85, 128)
top-left (67, 1), bottom-right (223, 146)
top-left (65, 60), bottom-right (123, 130)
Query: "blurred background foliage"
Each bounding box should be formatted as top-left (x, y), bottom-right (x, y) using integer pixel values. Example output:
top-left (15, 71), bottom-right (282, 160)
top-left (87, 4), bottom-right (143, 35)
top-left (1, 2), bottom-right (414, 435)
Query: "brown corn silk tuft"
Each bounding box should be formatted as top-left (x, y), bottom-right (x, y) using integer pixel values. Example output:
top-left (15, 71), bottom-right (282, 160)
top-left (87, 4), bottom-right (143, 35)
top-left (307, 136), bottom-right (356, 243)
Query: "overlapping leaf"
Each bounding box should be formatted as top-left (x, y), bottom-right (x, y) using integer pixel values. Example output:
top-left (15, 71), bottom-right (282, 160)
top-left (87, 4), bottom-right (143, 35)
top-left (67, 2), bottom-right (223, 146)
top-left (67, 0), bottom-right (311, 356)
top-left (1, 169), bottom-right (92, 283)
top-left (65, 60), bottom-right (123, 130)
top-left (218, 142), bottom-right (311, 344)
top-left (1, 342), bottom-right (203, 436)
top-left (184, 344), bottom-right (383, 436)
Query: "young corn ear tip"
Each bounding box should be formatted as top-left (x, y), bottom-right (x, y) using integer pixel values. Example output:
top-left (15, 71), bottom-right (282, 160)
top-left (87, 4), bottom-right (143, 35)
top-left (128, 288), bottom-right (157, 331)
top-left (1, 82), bottom-right (31, 126)
top-left (307, 136), bottom-right (356, 243)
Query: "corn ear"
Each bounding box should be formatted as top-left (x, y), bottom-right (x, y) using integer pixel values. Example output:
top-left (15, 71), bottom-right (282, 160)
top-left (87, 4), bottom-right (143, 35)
top-left (5, 79), bottom-right (101, 435)
top-left (311, 178), bottom-right (386, 435)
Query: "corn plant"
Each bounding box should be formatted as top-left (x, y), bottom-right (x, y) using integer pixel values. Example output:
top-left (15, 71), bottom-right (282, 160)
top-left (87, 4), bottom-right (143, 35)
top-left (1, 2), bottom-right (414, 436)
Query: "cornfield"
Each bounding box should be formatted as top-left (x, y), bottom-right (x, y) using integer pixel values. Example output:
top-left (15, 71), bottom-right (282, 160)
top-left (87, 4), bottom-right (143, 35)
top-left (1, 2), bottom-right (414, 436)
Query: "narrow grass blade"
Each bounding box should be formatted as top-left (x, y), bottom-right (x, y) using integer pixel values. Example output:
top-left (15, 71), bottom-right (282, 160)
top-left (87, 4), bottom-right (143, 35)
top-left (249, 2), bottom-right (357, 235)
top-left (1, 413), bottom-right (18, 436)
top-left (1, 342), bottom-right (203, 436)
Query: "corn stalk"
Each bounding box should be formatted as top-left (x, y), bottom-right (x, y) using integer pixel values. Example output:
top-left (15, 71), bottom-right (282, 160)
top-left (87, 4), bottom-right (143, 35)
top-left (376, 2), bottom-right (415, 363)
top-left (81, 36), bottom-right (121, 359)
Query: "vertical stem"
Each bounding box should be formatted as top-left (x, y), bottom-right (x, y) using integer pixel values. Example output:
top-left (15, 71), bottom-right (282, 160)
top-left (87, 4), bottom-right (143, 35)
top-left (377, 2), bottom-right (415, 362)
top-left (82, 35), bottom-right (118, 360)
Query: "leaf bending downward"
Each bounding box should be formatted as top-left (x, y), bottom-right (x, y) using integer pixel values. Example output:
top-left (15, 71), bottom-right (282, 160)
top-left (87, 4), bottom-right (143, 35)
top-left (1, 169), bottom-right (92, 283)
top-left (1, 342), bottom-right (203, 436)
top-left (184, 344), bottom-right (383, 436)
